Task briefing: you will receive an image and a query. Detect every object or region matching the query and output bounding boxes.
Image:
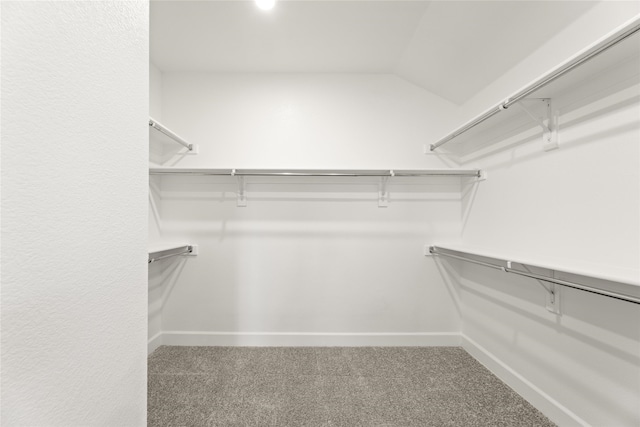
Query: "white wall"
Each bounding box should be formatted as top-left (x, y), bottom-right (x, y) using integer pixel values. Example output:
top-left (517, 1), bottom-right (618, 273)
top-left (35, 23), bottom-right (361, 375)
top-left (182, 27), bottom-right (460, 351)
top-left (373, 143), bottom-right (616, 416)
top-left (148, 255), bottom-right (168, 351)
top-left (439, 3), bottom-right (640, 426)
top-left (149, 63), bottom-right (164, 350)
top-left (155, 73), bottom-right (459, 169)
top-left (149, 74), bottom-right (467, 347)
top-left (150, 63), bottom-right (164, 120)
top-left (2, 2), bottom-right (148, 425)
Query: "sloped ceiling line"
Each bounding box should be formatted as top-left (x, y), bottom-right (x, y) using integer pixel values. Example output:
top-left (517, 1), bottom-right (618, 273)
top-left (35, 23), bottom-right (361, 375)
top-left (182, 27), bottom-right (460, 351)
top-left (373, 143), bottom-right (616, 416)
top-left (150, 1), bottom-right (596, 105)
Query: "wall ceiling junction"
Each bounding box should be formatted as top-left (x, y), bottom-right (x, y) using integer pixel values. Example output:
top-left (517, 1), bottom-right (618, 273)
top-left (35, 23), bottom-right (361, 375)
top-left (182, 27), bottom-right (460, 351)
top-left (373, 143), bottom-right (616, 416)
top-left (150, 0), bottom-right (596, 105)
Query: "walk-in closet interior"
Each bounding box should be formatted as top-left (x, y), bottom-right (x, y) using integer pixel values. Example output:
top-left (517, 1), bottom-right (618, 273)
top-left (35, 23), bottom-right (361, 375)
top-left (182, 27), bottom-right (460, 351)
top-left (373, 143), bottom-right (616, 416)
top-left (2, 0), bottom-right (639, 426)
top-left (145, 1), bottom-right (640, 425)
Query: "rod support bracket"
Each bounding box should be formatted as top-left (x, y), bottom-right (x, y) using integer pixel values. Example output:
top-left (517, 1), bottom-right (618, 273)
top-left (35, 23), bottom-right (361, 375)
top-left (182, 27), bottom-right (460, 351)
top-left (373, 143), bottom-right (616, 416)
top-left (545, 282), bottom-right (561, 315)
top-left (542, 98), bottom-right (559, 152)
top-left (184, 144), bottom-right (198, 154)
top-left (235, 174), bottom-right (247, 207)
top-left (378, 176), bottom-right (389, 208)
top-left (515, 98), bottom-right (559, 151)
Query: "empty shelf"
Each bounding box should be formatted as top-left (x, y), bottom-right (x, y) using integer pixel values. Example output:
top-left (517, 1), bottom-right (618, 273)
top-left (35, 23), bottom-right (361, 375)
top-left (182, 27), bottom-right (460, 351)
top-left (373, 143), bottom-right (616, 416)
top-left (430, 245), bottom-right (640, 305)
top-left (430, 15), bottom-right (640, 155)
top-left (148, 244), bottom-right (193, 264)
top-left (149, 117), bottom-right (194, 151)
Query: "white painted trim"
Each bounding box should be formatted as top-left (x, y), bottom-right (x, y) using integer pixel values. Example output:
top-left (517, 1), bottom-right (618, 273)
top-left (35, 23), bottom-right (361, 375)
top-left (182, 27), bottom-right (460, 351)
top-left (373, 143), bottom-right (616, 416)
top-left (461, 334), bottom-right (588, 427)
top-left (148, 332), bottom-right (163, 355)
top-left (159, 331), bottom-right (461, 347)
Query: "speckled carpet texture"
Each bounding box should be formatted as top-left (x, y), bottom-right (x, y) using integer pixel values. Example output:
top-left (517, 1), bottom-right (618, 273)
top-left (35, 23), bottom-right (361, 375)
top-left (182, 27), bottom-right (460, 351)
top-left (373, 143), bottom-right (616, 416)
top-left (148, 346), bottom-right (555, 426)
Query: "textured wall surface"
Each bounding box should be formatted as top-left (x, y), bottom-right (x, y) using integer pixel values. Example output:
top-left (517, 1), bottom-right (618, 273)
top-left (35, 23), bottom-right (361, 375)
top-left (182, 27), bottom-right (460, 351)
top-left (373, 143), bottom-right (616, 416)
top-left (1, 2), bottom-right (148, 425)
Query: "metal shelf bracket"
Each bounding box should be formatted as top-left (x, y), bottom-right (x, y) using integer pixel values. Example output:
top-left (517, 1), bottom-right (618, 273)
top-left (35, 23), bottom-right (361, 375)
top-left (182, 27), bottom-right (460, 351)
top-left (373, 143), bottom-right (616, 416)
top-left (515, 262), bottom-right (561, 314)
top-left (546, 283), bottom-right (560, 315)
top-left (515, 98), bottom-right (559, 152)
top-left (378, 176), bottom-right (390, 208)
top-left (233, 170), bottom-right (247, 207)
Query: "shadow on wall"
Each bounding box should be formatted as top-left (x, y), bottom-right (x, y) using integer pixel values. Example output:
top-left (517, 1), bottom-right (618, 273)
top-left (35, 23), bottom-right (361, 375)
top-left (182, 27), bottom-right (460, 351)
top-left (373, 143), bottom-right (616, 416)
top-left (441, 256), bottom-right (640, 425)
top-left (149, 258), bottom-right (188, 324)
top-left (435, 257), bottom-right (640, 366)
top-left (149, 175), bottom-right (467, 212)
top-left (149, 176), bottom-right (162, 237)
top-left (434, 258), bottom-right (462, 319)
top-left (472, 92), bottom-right (639, 170)
top-left (150, 130), bottom-right (195, 167)
top-left (460, 177), bottom-right (481, 234)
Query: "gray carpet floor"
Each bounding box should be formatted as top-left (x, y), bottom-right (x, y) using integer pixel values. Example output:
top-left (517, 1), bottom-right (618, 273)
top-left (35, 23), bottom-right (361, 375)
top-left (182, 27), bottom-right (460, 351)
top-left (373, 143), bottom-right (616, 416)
top-left (148, 346), bottom-right (555, 426)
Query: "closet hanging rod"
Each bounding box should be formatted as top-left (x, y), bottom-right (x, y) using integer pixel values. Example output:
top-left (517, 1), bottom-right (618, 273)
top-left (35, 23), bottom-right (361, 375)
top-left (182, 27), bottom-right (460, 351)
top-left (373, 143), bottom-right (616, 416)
top-left (149, 168), bottom-right (482, 178)
top-left (429, 246), bottom-right (640, 305)
top-left (430, 14), bottom-right (640, 151)
top-left (149, 118), bottom-right (193, 151)
top-left (148, 245), bottom-right (193, 264)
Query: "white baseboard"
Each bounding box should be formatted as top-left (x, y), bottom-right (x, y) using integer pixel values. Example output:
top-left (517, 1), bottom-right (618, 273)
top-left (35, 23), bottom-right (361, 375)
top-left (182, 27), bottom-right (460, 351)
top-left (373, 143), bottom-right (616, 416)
top-left (461, 334), bottom-right (587, 427)
top-left (158, 331), bottom-right (461, 347)
top-left (148, 332), bottom-right (163, 355)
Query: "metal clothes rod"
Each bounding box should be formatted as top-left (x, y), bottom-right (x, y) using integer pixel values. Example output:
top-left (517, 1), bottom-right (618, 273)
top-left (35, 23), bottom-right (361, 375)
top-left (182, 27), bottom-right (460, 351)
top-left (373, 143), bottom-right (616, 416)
top-left (149, 118), bottom-right (193, 151)
top-left (237, 169), bottom-right (388, 177)
top-left (430, 15), bottom-right (640, 151)
top-left (149, 168), bottom-right (482, 178)
top-left (430, 246), bottom-right (640, 305)
top-left (429, 249), bottom-right (506, 272)
top-left (148, 245), bottom-right (193, 264)
top-left (504, 267), bottom-right (640, 305)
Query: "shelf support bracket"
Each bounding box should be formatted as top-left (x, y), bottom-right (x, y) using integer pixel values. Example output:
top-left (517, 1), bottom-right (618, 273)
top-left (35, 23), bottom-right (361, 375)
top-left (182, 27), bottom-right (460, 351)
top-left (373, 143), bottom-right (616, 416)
top-left (545, 283), bottom-right (560, 315)
top-left (515, 98), bottom-right (559, 152)
top-left (514, 262), bottom-right (561, 315)
top-left (233, 170), bottom-right (247, 207)
top-left (378, 176), bottom-right (390, 208)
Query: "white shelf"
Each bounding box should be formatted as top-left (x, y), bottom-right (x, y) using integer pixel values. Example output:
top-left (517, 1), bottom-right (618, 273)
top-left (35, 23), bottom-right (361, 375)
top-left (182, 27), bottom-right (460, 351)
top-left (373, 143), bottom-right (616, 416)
top-left (429, 243), bottom-right (639, 309)
top-left (431, 243), bottom-right (639, 287)
top-left (149, 117), bottom-right (196, 152)
top-left (148, 243), bottom-right (195, 264)
top-left (148, 167), bottom-right (483, 207)
top-left (430, 15), bottom-right (640, 158)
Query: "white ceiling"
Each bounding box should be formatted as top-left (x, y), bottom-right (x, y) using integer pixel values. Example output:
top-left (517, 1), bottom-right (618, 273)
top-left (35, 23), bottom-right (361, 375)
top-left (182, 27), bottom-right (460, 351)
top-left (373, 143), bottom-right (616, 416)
top-left (150, 1), bottom-right (597, 105)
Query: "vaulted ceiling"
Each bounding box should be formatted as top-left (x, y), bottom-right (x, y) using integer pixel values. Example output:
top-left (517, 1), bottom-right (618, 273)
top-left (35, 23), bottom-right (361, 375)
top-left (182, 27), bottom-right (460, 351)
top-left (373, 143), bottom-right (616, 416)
top-left (150, 1), bottom-right (597, 105)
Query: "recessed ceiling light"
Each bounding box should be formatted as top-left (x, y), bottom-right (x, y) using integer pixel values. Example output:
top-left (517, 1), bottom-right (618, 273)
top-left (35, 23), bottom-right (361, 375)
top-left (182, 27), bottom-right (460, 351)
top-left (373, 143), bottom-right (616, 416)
top-left (255, 0), bottom-right (276, 11)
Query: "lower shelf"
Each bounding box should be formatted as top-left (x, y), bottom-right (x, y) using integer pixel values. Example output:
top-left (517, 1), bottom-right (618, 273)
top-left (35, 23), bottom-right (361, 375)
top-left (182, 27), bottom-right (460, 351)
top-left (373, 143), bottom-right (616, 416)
top-left (148, 244), bottom-right (193, 264)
